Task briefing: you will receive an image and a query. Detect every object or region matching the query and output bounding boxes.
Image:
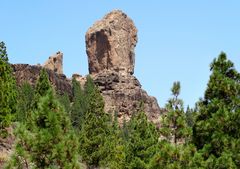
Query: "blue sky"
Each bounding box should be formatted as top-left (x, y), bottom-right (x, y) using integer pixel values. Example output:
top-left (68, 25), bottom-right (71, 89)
top-left (1, 1), bottom-right (240, 108)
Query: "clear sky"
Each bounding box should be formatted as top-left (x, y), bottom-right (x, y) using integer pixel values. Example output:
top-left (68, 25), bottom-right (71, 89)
top-left (1, 1), bottom-right (239, 108)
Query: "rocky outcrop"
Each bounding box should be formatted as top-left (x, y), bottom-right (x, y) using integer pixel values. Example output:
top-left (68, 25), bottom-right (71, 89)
top-left (43, 51), bottom-right (63, 74)
top-left (92, 70), bottom-right (160, 123)
top-left (86, 10), bottom-right (137, 76)
top-left (12, 10), bottom-right (161, 124)
top-left (12, 64), bottom-right (72, 96)
top-left (86, 10), bottom-right (161, 123)
top-left (72, 73), bottom-right (87, 88)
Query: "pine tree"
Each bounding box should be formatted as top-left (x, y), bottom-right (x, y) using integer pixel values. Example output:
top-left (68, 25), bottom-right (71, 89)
top-left (6, 89), bottom-right (80, 168)
top-left (57, 92), bottom-right (71, 114)
top-left (193, 52), bottom-right (240, 167)
top-left (100, 112), bottom-right (126, 169)
top-left (149, 142), bottom-right (197, 169)
top-left (149, 82), bottom-right (194, 169)
top-left (185, 106), bottom-right (196, 128)
top-left (35, 69), bottom-right (51, 98)
top-left (29, 68), bottom-right (52, 126)
top-left (70, 78), bottom-right (86, 128)
top-left (0, 41), bottom-right (17, 135)
top-left (160, 81), bottom-right (191, 144)
top-left (125, 111), bottom-right (159, 169)
top-left (0, 41), bottom-right (8, 62)
top-left (16, 82), bottom-right (35, 122)
top-left (79, 76), bottom-right (111, 167)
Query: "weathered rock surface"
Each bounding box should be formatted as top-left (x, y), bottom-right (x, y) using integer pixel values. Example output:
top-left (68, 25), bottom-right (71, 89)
top-left (86, 10), bottom-right (137, 75)
top-left (12, 64), bottom-right (72, 96)
top-left (91, 70), bottom-right (161, 123)
top-left (85, 10), bottom-right (161, 123)
top-left (43, 51), bottom-right (63, 74)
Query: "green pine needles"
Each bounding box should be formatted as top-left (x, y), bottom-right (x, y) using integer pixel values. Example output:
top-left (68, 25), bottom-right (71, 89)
top-left (0, 42), bottom-right (17, 136)
top-left (6, 69), bottom-right (80, 168)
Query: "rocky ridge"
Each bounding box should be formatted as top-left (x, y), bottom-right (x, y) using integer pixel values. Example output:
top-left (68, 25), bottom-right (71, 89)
top-left (12, 10), bottom-right (161, 123)
top-left (12, 64), bottom-right (72, 97)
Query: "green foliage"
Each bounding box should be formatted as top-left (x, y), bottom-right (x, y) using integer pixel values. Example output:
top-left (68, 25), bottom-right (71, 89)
top-left (70, 78), bottom-right (86, 128)
top-left (0, 42), bottom-right (17, 135)
top-left (185, 106), bottom-right (196, 128)
top-left (160, 81), bottom-right (191, 144)
top-left (99, 112), bottom-right (126, 169)
top-left (16, 82), bottom-right (35, 122)
top-left (2, 43), bottom-right (239, 169)
top-left (7, 89), bottom-right (80, 169)
top-left (33, 68), bottom-right (52, 112)
top-left (57, 92), bottom-right (71, 114)
top-left (0, 41), bottom-right (8, 62)
top-left (79, 76), bottom-right (111, 167)
top-left (125, 111), bottom-right (159, 168)
top-left (149, 82), bottom-right (195, 169)
top-left (35, 69), bottom-right (51, 98)
top-left (149, 143), bottom-right (197, 169)
top-left (193, 52), bottom-right (240, 167)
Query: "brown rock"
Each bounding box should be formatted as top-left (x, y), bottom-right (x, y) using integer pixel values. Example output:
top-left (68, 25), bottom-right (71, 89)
top-left (86, 10), bottom-right (137, 75)
top-left (85, 10), bottom-right (161, 124)
top-left (43, 51), bottom-right (63, 74)
top-left (92, 70), bottom-right (161, 124)
top-left (12, 64), bottom-right (72, 96)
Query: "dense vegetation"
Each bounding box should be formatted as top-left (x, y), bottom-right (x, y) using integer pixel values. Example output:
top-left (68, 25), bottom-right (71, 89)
top-left (1, 41), bottom-right (240, 168)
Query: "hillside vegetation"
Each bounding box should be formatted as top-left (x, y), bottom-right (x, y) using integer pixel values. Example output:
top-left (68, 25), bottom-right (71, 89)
top-left (0, 41), bottom-right (240, 168)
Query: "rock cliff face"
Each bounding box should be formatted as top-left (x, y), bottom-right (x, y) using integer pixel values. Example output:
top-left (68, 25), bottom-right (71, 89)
top-left (92, 70), bottom-right (160, 122)
top-left (86, 10), bottom-right (137, 76)
top-left (12, 64), bottom-right (72, 96)
top-left (43, 51), bottom-right (63, 74)
top-left (85, 10), bottom-right (161, 122)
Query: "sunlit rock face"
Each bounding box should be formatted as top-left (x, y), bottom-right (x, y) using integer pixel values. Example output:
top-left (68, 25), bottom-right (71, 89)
top-left (86, 10), bottom-right (137, 76)
top-left (43, 51), bottom-right (63, 74)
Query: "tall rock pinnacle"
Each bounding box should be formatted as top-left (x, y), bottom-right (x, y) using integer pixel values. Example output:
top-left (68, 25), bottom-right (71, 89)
top-left (85, 10), bottom-right (161, 123)
top-left (86, 10), bottom-right (137, 75)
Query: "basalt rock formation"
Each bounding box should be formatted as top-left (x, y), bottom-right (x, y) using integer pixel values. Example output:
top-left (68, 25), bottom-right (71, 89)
top-left (86, 10), bottom-right (161, 122)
